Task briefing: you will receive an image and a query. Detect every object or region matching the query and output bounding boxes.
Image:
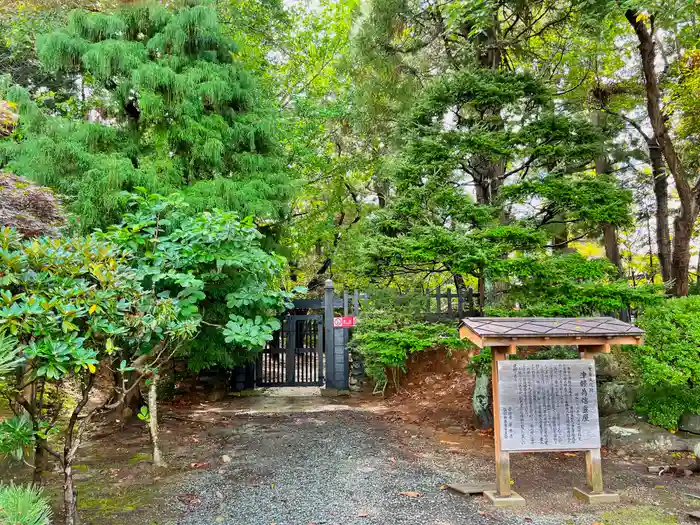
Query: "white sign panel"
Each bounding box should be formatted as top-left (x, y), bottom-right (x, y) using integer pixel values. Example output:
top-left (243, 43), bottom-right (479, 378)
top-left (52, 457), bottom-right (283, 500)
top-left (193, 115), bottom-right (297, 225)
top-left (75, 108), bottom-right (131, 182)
top-left (497, 359), bottom-right (600, 451)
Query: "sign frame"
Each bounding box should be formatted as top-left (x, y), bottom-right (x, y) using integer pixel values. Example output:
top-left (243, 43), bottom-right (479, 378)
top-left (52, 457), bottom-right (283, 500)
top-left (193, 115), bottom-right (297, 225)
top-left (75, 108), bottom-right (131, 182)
top-left (496, 359), bottom-right (601, 453)
top-left (489, 344), bottom-right (610, 504)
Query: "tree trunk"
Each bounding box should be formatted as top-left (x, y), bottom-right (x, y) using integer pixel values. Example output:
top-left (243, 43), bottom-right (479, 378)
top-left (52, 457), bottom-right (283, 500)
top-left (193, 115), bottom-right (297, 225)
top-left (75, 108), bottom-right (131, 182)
top-left (626, 9), bottom-right (697, 296)
top-left (603, 224), bottom-right (623, 276)
top-left (61, 375), bottom-right (94, 525)
top-left (32, 437), bottom-right (48, 486)
top-left (62, 463), bottom-right (78, 525)
top-left (671, 216), bottom-right (693, 297)
top-left (592, 111), bottom-right (623, 276)
top-left (117, 370), bottom-right (142, 419)
top-left (649, 140), bottom-right (672, 284)
top-left (148, 374), bottom-right (165, 467)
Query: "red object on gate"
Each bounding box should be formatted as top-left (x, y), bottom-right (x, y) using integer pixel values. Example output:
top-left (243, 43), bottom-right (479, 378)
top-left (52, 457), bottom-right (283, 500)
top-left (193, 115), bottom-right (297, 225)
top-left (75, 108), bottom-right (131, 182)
top-left (333, 316), bottom-right (356, 328)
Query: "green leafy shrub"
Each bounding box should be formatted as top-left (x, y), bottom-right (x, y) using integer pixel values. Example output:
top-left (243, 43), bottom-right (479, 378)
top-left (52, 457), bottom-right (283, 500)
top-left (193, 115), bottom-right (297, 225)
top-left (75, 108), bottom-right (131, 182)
top-left (0, 331), bottom-right (22, 382)
top-left (0, 483), bottom-right (52, 525)
top-left (632, 296), bottom-right (700, 429)
top-left (104, 191), bottom-right (297, 371)
top-left (635, 385), bottom-right (700, 430)
top-left (0, 414), bottom-right (34, 461)
top-left (0, 225), bottom-right (181, 523)
top-left (351, 298), bottom-right (469, 393)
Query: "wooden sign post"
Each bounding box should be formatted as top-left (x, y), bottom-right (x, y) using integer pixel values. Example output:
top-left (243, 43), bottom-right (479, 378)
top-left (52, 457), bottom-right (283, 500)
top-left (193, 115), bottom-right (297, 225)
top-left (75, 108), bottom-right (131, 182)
top-left (458, 317), bottom-right (644, 507)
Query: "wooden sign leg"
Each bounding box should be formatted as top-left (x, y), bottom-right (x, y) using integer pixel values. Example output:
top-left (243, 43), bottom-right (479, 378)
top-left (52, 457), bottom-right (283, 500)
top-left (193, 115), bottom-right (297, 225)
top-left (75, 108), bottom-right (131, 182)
top-left (496, 449), bottom-right (511, 496)
top-left (492, 350), bottom-right (510, 497)
top-left (586, 449), bottom-right (604, 493)
top-left (484, 347), bottom-right (525, 507)
top-left (574, 345), bottom-right (619, 503)
top-left (574, 447), bottom-right (617, 503)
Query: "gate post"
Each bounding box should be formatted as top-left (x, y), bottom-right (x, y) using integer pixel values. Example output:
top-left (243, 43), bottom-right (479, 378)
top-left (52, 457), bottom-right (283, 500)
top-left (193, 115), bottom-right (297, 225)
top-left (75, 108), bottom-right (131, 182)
top-left (286, 316), bottom-right (296, 384)
top-left (323, 279), bottom-right (350, 393)
top-left (324, 280), bottom-right (335, 387)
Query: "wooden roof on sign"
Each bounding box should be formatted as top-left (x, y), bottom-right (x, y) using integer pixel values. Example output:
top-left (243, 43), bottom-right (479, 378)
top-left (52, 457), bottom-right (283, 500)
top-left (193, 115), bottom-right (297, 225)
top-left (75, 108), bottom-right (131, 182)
top-left (459, 317), bottom-right (644, 348)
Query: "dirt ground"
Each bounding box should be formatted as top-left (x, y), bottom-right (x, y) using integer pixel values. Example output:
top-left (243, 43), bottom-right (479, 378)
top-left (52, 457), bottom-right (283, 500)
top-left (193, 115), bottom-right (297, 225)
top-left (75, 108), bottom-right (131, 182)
top-left (3, 351), bottom-right (700, 524)
top-left (0, 391), bottom-right (697, 525)
top-left (382, 349), bottom-right (478, 432)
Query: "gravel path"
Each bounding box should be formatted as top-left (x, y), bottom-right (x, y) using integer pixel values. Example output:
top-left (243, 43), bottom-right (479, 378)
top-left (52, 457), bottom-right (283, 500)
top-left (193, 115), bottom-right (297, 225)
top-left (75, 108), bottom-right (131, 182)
top-left (171, 407), bottom-right (599, 525)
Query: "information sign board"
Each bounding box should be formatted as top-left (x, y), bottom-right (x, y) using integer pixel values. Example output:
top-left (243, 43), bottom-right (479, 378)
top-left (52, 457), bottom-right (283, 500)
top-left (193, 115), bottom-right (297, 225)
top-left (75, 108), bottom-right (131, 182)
top-left (497, 359), bottom-right (600, 451)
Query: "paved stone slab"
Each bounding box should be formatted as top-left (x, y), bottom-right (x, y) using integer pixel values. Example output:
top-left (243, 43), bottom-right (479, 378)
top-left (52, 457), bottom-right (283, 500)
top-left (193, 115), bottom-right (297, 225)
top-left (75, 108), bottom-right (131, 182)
top-left (447, 483), bottom-right (497, 495)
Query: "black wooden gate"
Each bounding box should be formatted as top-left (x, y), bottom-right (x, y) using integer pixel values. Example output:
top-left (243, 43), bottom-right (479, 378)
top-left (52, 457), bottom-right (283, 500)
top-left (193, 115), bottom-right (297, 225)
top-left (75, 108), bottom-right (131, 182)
top-left (256, 314), bottom-right (324, 387)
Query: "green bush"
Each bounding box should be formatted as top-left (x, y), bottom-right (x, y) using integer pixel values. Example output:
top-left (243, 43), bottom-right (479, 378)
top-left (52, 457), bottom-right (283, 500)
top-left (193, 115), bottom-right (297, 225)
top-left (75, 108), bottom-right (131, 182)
top-left (632, 296), bottom-right (700, 429)
top-left (0, 483), bottom-right (52, 525)
top-left (0, 414), bottom-right (34, 461)
top-left (635, 385), bottom-right (700, 430)
top-left (351, 304), bottom-right (469, 393)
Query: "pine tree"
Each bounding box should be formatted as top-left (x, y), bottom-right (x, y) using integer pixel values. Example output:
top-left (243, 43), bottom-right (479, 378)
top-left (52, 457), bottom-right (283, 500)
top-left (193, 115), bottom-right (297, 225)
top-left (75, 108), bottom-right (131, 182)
top-left (1, 2), bottom-right (293, 231)
top-left (353, 66), bottom-right (642, 312)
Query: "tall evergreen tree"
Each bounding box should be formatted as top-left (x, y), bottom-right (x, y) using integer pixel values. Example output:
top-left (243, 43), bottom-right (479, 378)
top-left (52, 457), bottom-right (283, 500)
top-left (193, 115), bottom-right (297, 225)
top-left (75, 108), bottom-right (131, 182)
top-left (344, 0), bottom-right (661, 428)
top-left (0, 2), bottom-right (293, 231)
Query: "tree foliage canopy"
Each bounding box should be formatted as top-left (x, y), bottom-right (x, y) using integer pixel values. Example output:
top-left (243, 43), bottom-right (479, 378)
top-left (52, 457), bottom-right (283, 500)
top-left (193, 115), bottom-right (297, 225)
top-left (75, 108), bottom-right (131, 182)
top-left (104, 191), bottom-right (296, 371)
top-left (1, 1), bottom-right (293, 231)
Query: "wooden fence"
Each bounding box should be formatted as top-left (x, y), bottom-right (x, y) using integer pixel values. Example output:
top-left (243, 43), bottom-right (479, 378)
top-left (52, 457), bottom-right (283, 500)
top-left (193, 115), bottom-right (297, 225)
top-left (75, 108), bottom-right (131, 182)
top-left (292, 285), bottom-right (476, 320)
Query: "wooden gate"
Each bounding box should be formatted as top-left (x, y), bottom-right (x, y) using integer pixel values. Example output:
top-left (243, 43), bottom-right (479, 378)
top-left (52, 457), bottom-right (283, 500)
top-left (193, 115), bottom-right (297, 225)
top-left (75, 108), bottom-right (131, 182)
top-left (256, 314), bottom-right (324, 387)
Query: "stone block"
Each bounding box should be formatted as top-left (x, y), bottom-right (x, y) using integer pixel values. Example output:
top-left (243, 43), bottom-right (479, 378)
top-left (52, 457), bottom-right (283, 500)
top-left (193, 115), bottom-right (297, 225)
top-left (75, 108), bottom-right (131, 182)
top-left (572, 488), bottom-right (620, 504)
top-left (598, 381), bottom-right (638, 416)
top-left (321, 387), bottom-right (350, 398)
top-left (600, 413), bottom-right (689, 454)
top-left (680, 413), bottom-right (700, 435)
top-left (484, 490), bottom-right (526, 507)
top-left (594, 353), bottom-right (621, 379)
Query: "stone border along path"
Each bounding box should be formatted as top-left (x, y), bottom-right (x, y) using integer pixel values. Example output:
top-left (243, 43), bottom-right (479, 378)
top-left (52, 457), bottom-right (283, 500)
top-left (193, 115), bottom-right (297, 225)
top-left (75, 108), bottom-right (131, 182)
top-left (171, 397), bottom-right (607, 525)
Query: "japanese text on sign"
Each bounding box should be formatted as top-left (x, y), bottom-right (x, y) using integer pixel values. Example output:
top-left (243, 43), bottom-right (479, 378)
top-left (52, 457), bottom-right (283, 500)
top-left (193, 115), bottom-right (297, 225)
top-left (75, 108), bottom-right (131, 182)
top-left (333, 316), bottom-right (356, 328)
top-left (497, 360), bottom-right (600, 451)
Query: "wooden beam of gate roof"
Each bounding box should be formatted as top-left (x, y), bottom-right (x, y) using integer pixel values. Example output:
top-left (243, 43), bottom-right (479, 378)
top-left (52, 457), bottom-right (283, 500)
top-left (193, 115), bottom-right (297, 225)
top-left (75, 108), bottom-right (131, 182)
top-left (459, 317), bottom-right (644, 348)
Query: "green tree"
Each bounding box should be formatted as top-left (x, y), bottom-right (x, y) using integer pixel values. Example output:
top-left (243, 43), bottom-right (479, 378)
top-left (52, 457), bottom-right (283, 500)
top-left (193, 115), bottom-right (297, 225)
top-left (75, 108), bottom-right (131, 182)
top-left (103, 191), bottom-right (296, 372)
top-left (344, 0), bottom-right (663, 426)
top-left (1, 1), bottom-right (293, 231)
top-left (566, 1), bottom-right (700, 296)
top-left (0, 226), bottom-right (186, 525)
top-left (215, 0), bottom-right (376, 290)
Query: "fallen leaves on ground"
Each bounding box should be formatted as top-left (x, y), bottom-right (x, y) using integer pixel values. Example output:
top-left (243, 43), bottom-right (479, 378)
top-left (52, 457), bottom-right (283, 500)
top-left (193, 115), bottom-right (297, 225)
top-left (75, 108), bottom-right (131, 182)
top-left (190, 462), bottom-right (209, 469)
top-left (177, 493), bottom-right (202, 507)
top-left (398, 491), bottom-right (423, 498)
